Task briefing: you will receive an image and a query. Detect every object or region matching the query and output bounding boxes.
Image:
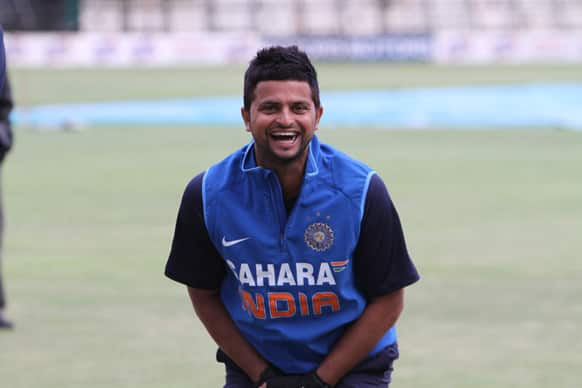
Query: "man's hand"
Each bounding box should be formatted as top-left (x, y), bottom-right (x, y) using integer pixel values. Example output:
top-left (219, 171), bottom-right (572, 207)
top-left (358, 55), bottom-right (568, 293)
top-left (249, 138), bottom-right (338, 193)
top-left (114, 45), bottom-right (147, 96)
top-left (254, 366), bottom-right (282, 388)
top-left (264, 372), bottom-right (332, 388)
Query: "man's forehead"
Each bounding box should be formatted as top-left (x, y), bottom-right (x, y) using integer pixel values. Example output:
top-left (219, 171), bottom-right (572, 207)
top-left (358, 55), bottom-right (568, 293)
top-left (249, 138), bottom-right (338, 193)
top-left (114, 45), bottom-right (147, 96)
top-left (253, 80), bottom-right (313, 101)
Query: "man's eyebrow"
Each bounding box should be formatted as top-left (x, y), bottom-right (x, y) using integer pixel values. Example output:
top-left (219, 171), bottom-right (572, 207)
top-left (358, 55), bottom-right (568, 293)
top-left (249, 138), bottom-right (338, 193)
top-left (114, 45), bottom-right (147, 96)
top-left (257, 98), bottom-right (312, 107)
top-left (258, 100), bottom-right (280, 107)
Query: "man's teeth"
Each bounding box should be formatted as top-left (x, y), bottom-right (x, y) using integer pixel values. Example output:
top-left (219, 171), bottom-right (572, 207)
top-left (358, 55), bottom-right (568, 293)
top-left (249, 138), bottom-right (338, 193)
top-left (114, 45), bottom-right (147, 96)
top-left (272, 132), bottom-right (298, 141)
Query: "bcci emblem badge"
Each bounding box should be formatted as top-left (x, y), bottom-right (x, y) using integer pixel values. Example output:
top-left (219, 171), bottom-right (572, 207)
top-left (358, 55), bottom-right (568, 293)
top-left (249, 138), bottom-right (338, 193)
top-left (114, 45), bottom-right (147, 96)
top-left (304, 222), bottom-right (334, 252)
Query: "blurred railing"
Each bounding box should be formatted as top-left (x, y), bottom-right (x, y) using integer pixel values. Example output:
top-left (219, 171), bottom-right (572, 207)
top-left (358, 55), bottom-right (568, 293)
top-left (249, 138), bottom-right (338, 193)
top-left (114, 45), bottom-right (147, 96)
top-left (79, 0), bottom-right (582, 33)
top-left (1, 0), bottom-right (582, 33)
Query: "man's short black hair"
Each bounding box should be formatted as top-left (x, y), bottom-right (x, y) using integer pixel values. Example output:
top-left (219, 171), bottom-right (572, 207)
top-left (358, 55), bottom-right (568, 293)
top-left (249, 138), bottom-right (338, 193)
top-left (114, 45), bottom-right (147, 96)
top-left (243, 46), bottom-right (320, 111)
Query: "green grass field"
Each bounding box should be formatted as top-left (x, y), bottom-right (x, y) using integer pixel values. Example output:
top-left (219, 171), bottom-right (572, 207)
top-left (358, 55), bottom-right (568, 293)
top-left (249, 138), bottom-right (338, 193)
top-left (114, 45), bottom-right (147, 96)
top-left (1, 65), bottom-right (581, 387)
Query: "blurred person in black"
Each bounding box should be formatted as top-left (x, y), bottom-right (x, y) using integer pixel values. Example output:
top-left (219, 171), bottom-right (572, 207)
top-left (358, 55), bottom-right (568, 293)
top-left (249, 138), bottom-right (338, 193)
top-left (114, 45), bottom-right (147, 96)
top-left (0, 25), bottom-right (14, 329)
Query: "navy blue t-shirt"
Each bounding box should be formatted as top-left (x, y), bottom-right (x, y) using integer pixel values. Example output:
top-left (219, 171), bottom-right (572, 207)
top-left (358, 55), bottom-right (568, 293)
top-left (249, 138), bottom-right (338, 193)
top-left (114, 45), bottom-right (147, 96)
top-left (166, 173), bottom-right (419, 300)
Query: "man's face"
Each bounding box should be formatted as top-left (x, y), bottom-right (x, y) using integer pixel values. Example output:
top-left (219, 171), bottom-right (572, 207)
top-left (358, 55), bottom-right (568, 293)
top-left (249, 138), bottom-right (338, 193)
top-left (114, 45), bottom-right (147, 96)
top-left (241, 80), bottom-right (323, 170)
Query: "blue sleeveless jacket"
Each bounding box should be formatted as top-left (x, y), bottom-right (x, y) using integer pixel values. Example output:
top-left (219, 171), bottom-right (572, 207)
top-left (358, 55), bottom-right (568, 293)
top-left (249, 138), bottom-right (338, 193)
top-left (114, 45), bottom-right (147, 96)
top-left (202, 135), bottom-right (396, 373)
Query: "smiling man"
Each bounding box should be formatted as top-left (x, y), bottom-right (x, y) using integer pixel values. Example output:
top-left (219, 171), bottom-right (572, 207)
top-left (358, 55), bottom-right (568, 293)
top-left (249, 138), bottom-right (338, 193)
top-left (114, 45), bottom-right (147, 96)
top-left (165, 46), bottom-right (419, 388)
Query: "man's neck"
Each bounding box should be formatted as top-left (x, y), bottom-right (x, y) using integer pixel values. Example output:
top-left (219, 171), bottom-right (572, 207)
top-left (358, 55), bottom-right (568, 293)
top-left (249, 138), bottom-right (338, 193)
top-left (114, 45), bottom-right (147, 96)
top-left (271, 162), bottom-right (305, 201)
top-left (255, 149), bottom-right (309, 201)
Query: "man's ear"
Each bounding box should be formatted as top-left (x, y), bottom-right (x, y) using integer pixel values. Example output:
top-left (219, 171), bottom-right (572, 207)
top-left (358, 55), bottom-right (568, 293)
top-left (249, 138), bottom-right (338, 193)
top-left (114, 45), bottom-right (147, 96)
top-left (241, 107), bottom-right (251, 132)
top-left (314, 106), bottom-right (324, 131)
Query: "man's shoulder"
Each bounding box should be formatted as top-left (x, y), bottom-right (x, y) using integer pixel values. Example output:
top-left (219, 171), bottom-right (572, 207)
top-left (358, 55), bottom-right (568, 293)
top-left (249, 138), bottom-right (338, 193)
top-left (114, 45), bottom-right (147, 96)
top-left (209, 144), bottom-right (248, 171)
top-left (203, 144), bottom-right (249, 193)
top-left (317, 141), bottom-right (374, 186)
top-left (315, 140), bottom-right (375, 215)
top-left (318, 141), bottom-right (371, 171)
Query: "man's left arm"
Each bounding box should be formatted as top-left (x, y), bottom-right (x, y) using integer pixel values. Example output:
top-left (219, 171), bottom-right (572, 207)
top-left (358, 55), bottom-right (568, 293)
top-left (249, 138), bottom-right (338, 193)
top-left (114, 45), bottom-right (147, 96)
top-left (265, 290), bottom-right (404, 388)
top-left (266, 174), bottom-right (419, 387)
top-left (316, 174), bottom-right (418, 386)
top-left (316, 288), bottom-right (404, 385)
top-left (319, 174), bottom-right (420, 386)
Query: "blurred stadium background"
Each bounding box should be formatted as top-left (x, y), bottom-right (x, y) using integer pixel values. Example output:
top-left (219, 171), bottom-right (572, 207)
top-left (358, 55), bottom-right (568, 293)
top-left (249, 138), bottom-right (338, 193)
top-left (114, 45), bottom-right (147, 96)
top-left (1, 1), bottom-right (581, 388)
top-left (3, 0), bottom-right (582, 66)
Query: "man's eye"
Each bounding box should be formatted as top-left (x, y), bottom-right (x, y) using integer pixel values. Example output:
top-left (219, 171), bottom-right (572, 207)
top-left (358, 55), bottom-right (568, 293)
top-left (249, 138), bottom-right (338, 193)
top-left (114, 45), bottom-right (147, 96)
top-left (294, 105), bottom-right (308, 113)
top-left (260, 105), bottom-right (277, 112)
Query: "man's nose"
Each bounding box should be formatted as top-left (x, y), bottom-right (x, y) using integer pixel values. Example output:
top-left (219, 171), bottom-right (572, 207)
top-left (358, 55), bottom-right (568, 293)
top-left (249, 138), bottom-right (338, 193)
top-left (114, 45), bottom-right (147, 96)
top-left (275, 107), bottom-right (294, 127)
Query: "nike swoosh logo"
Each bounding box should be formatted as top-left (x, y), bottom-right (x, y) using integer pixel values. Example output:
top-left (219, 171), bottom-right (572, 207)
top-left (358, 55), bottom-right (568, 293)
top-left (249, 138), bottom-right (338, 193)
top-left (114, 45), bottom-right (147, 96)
top-left (221, 236), bottom-right (250, 247)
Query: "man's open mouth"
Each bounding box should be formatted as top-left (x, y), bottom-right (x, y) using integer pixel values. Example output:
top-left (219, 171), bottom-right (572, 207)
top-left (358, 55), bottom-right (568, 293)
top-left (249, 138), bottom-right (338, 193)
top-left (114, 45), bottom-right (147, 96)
top-left (271, 132), bottom-right (298, 142)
